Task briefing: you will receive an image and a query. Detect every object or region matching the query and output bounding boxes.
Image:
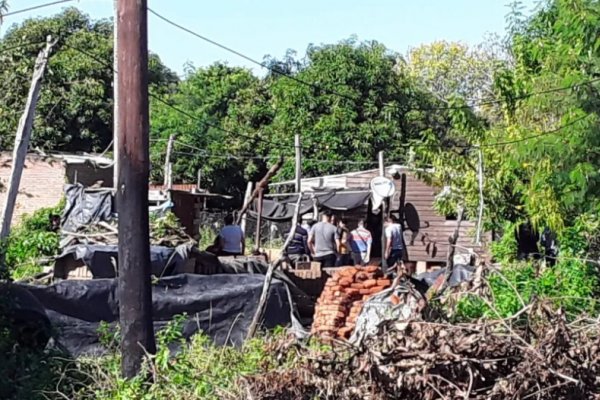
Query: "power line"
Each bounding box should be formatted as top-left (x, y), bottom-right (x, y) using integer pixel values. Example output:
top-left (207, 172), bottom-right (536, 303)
top-left (0, 40), bottom-right (46, 54)
top-left (2, 0), bottom-right (74, 17)
top-left (148, 7), bottom-right (600, 112)
top-left (44, 41), bottom-right (599, 156)
top-left (480, 114), bottom-right (592, 147)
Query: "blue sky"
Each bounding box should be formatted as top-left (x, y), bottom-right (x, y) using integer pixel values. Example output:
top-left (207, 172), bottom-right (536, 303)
top-left (3, 0), bottom-right (538, 76)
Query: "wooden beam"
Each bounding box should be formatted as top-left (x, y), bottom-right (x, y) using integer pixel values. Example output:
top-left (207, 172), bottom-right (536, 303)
top-left (0, 38), bottom-right (55, 239)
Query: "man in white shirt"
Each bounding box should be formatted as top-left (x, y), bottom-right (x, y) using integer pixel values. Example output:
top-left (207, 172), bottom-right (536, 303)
top-left (384, 216), bottom-right (403, 267)
top-left (219, 214), bottom-right (244, 256)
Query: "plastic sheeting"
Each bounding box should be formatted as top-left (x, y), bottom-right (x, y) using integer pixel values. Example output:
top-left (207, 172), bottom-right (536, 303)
top-left (259, 191), bottom-right (371, 221)
top-left (56, 244), bottom-right (191, 278)
top-left (17, 273), bottom-right (292, 356)
top-left (413, 264), bottom-right (475, 288)
top-left (61, 184), bottom-right (114, 232)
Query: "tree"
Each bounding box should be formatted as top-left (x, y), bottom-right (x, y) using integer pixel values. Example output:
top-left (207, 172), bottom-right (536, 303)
top-left (263, 39), bottom-right (449, 179)
top-left (0, 8), bottom-right (177, 153)
top-left (150, 63), bottom-right (271, 200)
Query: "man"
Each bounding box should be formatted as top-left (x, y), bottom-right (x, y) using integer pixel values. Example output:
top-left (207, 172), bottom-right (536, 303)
top-left (349, 219), bottom-right (372, 266)
top-left (335, 218), bottom-right (353, 266)
top-left (384, 216), bottom-right (403, 268)
top-left (284, 222), bottom-right (310, 265)
top-left (308, 211), bottom-right (339, 268)
top-left (218, 214), bottom-right (245, 256)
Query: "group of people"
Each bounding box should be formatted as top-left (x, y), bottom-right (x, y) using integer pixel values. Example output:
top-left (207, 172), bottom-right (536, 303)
top-left (285, 211), bottom-right (404, 269)
top-left (207, 211), bottom-right (405, 270)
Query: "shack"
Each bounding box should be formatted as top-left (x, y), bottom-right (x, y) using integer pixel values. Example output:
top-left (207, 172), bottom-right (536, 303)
top-left (268, 164), bottom-right (489, 269)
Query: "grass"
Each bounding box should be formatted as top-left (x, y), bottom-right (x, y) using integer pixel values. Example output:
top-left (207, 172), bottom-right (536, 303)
top-left (0, 317), bottom-right (287, 400)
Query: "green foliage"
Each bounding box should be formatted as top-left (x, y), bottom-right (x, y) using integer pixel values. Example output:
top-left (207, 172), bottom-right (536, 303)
top-left (71, 316), bottom-right (282, 400)
top-left (455, 214), bottom-right (600, 321)
top-left (0, 8), bottom-right (177, 153)
top-left (2, 202), bottom-right (63, 279)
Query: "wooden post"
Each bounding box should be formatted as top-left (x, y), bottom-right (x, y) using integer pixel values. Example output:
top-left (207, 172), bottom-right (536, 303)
top-left (246, 194), bottom-right (302, 340)
top-left (446, 204), bottom-right (464, 274)
top-left (112, 0), bottom-right (119, 189)
top-left (294, 134), bottom-right (301, 193)
top-left (475, 147), bottom-right (484, 245)
top-left (196, 169), bottom-right (202, 191)
top-left (163, 133), bottom-right (175, 188)
top-left (240, 181), bottom-right (253, 234)
top-left (116, 0), bottom-right (155, 378)
top-left (0, 38), bottom-right (55, 240)
top-left (254, 187), bottom-right (264, 253)
top-left (378, 151), bottom-right (387, 273)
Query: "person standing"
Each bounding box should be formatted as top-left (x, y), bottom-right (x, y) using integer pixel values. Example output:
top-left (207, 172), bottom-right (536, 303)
top-left (308, 211), bottom-right (339, 268)
top-left (349, 219), bottom-right (372, 266)
top-left (218, 214), bottom-right (245, 256)
top-left (335, 218), bottom-right (353, 266)
top-left (284, 223), bottom-right (310, 265)
top-left (384, 216), bottom-right (403, 267)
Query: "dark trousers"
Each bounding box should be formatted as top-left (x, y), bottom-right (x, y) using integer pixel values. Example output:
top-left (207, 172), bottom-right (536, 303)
top-left (335, 253), bottom-right (354, 267)
top-left (386, 249), bottom-right (403, 267)
top-left (314, 254), bottom-right (336, 268)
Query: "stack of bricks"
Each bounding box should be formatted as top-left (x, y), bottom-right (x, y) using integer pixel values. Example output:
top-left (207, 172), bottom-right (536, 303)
top-left (311, 266), bottom-right (392, 339)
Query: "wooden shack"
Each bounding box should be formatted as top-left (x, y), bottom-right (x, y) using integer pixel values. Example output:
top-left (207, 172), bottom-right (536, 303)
top-left (270, 164), bottom-right (489, 267)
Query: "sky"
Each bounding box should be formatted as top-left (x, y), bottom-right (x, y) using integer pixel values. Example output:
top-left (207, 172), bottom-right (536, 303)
top-left (2, 0), bottom-right (539, 76)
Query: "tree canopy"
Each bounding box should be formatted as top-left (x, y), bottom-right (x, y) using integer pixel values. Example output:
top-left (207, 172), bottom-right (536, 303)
top-left (1, 0), bottom-right (600, 229)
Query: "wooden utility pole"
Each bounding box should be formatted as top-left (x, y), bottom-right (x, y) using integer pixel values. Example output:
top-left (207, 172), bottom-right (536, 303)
top-left (378, 151), bottom-right (387, 273)
top-left (163, 134), bottom-right (175, 188)
top-left (112, 0), bottom-right (119, 188)
top-left (0, 38), bottom-right (55, 240)
top-left (240, 181), bottom-right (253, 234)
top-left (294, 134), bottom-right (301, 193)
top-left (116, 0), bottom-right (155, 378)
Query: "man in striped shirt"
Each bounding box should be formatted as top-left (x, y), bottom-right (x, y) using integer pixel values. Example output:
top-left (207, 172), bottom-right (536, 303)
top-left (349, 219), bottom-right (372, 266)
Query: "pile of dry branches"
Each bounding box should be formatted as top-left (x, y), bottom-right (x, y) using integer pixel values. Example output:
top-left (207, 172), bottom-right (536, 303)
top-left (239, 303), bottom-right (600, 399)
top-left (60, 213), bottom-right (194, 248)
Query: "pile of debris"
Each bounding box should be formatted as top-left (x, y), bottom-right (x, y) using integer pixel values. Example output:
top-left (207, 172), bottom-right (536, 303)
top-left (311, 266), bottom-right (392, 339)
top-left (240, 302), bottom-right (600, 399)
top-left (60, 212), bottom-right (194, 248)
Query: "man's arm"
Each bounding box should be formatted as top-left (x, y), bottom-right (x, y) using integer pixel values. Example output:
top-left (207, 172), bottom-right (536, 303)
top-left (366, 237), bottom-right (372, 262)
top-left (308, 231), bottom-right (315, 255)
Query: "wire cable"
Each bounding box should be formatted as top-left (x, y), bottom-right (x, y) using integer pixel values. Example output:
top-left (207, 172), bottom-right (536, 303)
top-left (2, 0), bottom-right (74, 18)
top-left (148, 7), bottom-right (600, 111)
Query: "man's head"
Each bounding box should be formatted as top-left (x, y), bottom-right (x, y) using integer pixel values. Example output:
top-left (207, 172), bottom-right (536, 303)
top-left (338, 218), bottom-right (347, 228)
top-left (224, 214), bottom-right (234, 225)
top-left (357, 219), bottom-right (365, 228)
top-left (321, 210), bottom-right (332, 222)
top-left (384, 216), bottom-right (395, 225)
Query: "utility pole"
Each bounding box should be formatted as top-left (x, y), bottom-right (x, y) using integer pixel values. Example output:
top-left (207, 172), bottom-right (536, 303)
top-left (163, 134), bottom-right (175, 188)
top-left (112, 0), bottom-right (119, 188)
top-left (116, 0), bottom-right (155, 378)
top-left (378, 151), bottom-right (387, 274)
top-left (0, 38), bottom-right (55, 240)
top-left (294, 134), bottom-right (301, 193)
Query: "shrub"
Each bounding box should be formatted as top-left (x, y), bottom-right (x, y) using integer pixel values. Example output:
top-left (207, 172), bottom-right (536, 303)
top-left (2, 201), bottom-right (63, 279)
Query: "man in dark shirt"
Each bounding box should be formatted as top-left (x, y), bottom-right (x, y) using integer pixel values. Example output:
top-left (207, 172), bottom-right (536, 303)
top-left (285, 223), bottom-right (309, 265)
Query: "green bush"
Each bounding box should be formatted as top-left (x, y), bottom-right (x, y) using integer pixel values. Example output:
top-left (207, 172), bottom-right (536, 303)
top-left (455, 215), bottom-right (600, 321)
top-left (75, 318), bottom-right (283, 400)
top-left (2, 201), bottom-right (63, 279)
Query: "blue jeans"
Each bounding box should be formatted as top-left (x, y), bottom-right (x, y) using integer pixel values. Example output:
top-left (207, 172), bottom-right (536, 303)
top-left (386, 249), bottom-right (403, 267)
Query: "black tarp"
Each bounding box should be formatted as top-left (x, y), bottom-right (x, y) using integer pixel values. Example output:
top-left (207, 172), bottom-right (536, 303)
top-left (413, 264), bottom-right (475, 288)
top-left (16, 273), bottom-right (292, 356)
top-left (61, 184), bottom-right (114, 232)
top-left (258, 191), bottom-right (371, 221)
top-left (56, 244), bottom-right (190, 278)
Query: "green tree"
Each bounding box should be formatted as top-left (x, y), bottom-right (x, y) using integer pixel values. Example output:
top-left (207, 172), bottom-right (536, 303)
top-left (150, 63), bottom-right (271, 200)
top-left (0, 8), bottom-right (177, 153)
top-left (263, 38), bottom-right (449, 179)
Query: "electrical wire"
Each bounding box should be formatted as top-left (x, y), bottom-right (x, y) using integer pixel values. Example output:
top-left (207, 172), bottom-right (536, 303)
top-left (148, 7), bottom-right (600, 112)
top-left (2, 0), bottom-right (74, 18)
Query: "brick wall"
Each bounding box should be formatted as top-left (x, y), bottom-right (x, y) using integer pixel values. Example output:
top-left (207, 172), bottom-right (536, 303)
top-left (0, 153), bottom-right (66, 226)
